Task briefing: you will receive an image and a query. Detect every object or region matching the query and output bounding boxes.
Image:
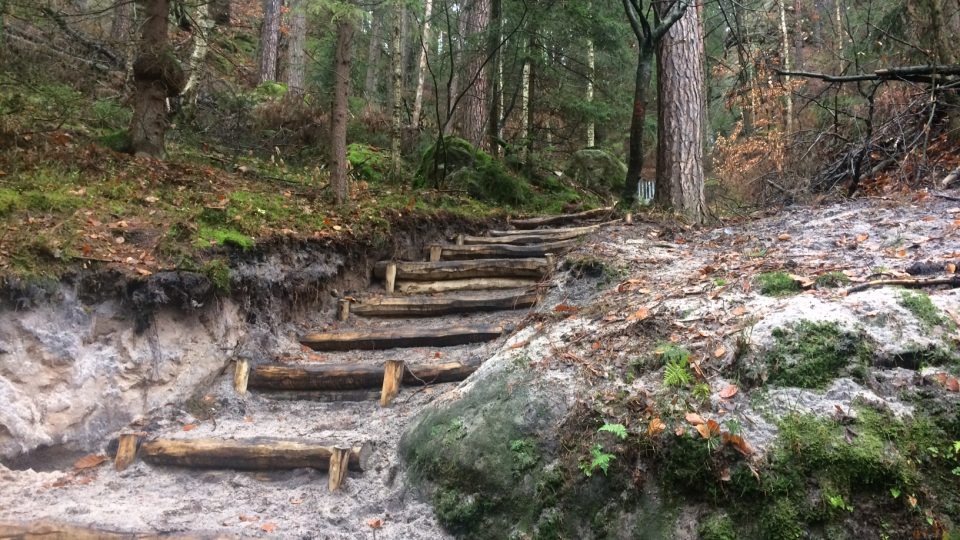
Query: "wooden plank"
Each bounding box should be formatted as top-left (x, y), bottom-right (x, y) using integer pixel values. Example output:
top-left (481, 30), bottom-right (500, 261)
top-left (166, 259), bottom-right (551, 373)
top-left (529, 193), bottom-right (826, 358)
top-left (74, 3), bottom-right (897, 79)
top-left (140, 438), bottom-right (363, 471)
top-left (396, 277), bottom-right (538, 294)
top-left (351, 290), bottom-right (538, 317)
top-left (430, 239), bottom-right (577, 260)
top-left (259, 389), bottom-right (382, 402)
top-left (509, 206), bottom-right (614, 229)
top-left (250, 360), bottom-right (480, 391)
top-left (328, 448), bottom-right (350, 492)
top-left (0, 521), bottom-right (220, 540)
top-left (380, 360), bottom-right (404, 406)
top-left (461, 231), bottom-right (587, 245)
top-left (114, 434), bottom-right (139, 471)
top-left (234, 360), bottom-right (249, 395)
top-left (300, 323), bottom-right (504, 350)
top-left (373, 258), bottom-right (548, 280)
top-left (487, 224), bottom-right (599, 237)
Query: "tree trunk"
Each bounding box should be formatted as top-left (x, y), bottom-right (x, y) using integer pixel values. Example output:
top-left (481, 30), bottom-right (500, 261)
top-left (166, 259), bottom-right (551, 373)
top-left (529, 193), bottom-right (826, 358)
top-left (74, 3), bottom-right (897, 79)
top-left (778, 0), bottom-right (793, 133)
top-left (364, 11), bottom-right (382, 105)
top-left (110, 0), bottom-right (135, 70)
top-left (285, 0), bottom-right (307, 94)
top-left (182, 2), bottom-right (213, 102)
top-left (654, 1), bottom-right (706, 223)
top-left (453, 0), bottom-right (491, 148)
top-left (586, 35), bottom-right (595, 147)
top-left (488, 0), bottom-right (502, 156)
top-left (622, 43), bottom-right (654, 202)
top-left (129, 0), bottom-right (185, 158)
top-left (330, 18), bottom-right (355, 206)
top-left (411, 0), bottom-right (433, 127)
top-left (258, 0), bottom-right (283, 84)
top-left (390, 3), bottom-right (404, 170)
top-left (793, 0), bottom-right (803, 70)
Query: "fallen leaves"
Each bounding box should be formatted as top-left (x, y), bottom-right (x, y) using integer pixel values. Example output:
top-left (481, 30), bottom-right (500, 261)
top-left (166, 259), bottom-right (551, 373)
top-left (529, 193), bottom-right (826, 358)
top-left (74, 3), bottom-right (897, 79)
top-left (553, 304), bottom-right (578, 314)
top-left (647, 418), bottom-right (666, 437)
top-left (695, 419), bottom-right (721, 439)
top-left (713, 345), bottom-right (726, 358)
top-left (627, 307), bottom-right (651, 321)
top-left (718, 384), bottom-right (739, 399)
top-left (367, 518), bottom-right (384, 529)
top-left (73, 454), bottom-right (107, 470)
top-left (182, 423), bottom-right (197, 432)
top-left (685, 412), bottom-right (705, 425)
top-left (260, 522), bottom-right (277, 533)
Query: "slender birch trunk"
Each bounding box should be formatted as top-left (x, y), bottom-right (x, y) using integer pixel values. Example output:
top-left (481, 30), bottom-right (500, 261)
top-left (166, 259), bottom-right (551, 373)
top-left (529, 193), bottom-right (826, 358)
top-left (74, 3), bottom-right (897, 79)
top-left (778, 0), bottom-right (793, 134)
top-left (390, 3), bottom-right (404, 170)
top-left (182, 2), bottom-right (214, 103)
top-left (411, 0), bottom-right (433, 127)
top-left (586, 35), bottom-right (595, 147)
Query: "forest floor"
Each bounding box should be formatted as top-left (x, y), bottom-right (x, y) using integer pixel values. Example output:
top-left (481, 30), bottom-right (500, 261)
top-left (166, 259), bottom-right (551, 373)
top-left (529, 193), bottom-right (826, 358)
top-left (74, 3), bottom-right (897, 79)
top-left (1, 190), bottom-right (959, 538)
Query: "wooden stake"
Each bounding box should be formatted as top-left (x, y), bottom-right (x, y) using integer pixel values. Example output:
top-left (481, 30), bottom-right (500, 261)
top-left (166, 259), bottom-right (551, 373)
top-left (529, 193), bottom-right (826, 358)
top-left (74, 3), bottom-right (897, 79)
top-left (384, 262), bottom-right (397, 293)
top-left (337, 298), bottom-right (351, 321)
top-left (114, 434), bottom-right (139, 471)
top-left (328, 447), bottom-right (350, 491)
top-left (545, 253), bottom-right (555, 269)
top-left (234, 359), bottom-right (249, 395)
top-left (456, 234), bottom-right (464, 246)
top-left (625, 212), bottom-right (633, 225)
top-left (380, 360), bottom-right (405, 406)
top-left (429, 245), bottom-right (443, 262)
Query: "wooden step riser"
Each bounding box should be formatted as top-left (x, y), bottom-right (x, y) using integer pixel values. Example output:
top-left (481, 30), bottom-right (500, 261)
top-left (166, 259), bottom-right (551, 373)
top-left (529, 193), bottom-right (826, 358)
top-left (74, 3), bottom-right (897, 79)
top-left (460, 232), bottom-right (584, 245)
top-left (250, 361), bottom-right (478, 391)
top-left (486, 224), bottom-right (599, 237)
top-left (396, 278), bottom-right (539, 294)
top-left (509, 206), bottom-right (614, 229)
top-left (351, 293), bottom-right (537, 317)
top-left (374, 258), bottom-right (548, 281)
top-left (139, 438), bottom-right (363, 472)
top-left (300, 324), bottom-right (504, 351)
top-left (430, 240), bottom-right (574, 260)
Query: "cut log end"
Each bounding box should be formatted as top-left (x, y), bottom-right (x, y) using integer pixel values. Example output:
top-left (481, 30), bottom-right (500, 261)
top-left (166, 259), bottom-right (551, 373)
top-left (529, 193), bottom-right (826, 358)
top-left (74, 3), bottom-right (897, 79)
top-left (380, 360), bottom-right (405, 407)
top-left (114, 434), bottom-right (140, 471)
top-left (234, 359), bottom-right (250, 395)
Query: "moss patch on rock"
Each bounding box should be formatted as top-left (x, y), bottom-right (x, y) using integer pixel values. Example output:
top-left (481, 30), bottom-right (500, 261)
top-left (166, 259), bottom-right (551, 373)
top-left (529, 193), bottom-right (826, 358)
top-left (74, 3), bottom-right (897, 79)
top-left (899, 290), bottom-right (950, 329)
top-left (756, 271), bottom-right (802, 296)
top-left (764, 321), bottom-right (871, 388)
top-left (564, 149), bottom-right (627, 196)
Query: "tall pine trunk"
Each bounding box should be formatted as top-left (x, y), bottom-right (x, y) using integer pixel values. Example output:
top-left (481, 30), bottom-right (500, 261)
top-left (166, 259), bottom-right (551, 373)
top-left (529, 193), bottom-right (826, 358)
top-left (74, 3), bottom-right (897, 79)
top-left (654, 2), bottom-right (706, 223)
top-left (488, 0), bottom-right (502, 155)
top-left (129, 0), bottom-right (185, 157)
top-left (622, 44), bottom-right (654, 201)
top-left (411, 0), bottom-right (433, 127)
top-left (390, 4), bottom-right (404, 170)
top-left (285, 0), bottom-right (307, 94)
top-left (453, 0), bottom-right (491, 148)
top-left (330, 18), bottom-right (355, 206)
top-left (258, 0), bottom-right (283, 83)
top-left (364, 11), bottom-right (382, 105)
top-left (110, 0), bottom-right (135, 70)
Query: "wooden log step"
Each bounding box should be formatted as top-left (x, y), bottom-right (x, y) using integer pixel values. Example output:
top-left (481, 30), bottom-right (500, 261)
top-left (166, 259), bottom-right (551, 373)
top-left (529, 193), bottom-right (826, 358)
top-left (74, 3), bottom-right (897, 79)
top-left (487, 224), bottom-right (599, 237)
top-left (0, 521), bottom-right (210, 540)
top-left (509, 206), bottom-right (614, 229)
top-left (429, 239), bottom-right (576, 260)
top-left (350, 290), bottom-right (538, 317)
top-left (140, 437), bottom-right (364, 471)
top-left (461, 231), bottom-right (587, 245)
top-left (373, 258), bottom-right (548, 280)
top-left (249, 359), bottom-right (480, 391)
top-left (300, 323), bottom-right (505, 350)
top-left (396, 277), bottom-right (539, 294)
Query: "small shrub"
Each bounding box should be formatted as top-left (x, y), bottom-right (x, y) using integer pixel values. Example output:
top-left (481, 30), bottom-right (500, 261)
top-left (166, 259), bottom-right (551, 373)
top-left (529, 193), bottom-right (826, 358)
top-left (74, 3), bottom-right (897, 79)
top-left (0, 188), bottom-right (22, 216)
top-left (815, 271), bottom-right (850, 289)
top-left (899, 290), bottom-right (948, 329)
top-left (580, 444), bottom-right (616, 477)
top-left (598, 423), bottom-right (628, 440)
top-left (756, 271), bottom-right (801, 296)
top-left (698, 512), bottom-right (736, 540)
top-left (202, 259), bottom-right (231, 293)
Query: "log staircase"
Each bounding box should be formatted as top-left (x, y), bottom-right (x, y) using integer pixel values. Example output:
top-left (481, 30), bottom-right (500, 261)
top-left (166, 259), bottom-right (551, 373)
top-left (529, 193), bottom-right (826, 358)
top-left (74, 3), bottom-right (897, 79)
top-left (108, 210), bottom-right (615, 494)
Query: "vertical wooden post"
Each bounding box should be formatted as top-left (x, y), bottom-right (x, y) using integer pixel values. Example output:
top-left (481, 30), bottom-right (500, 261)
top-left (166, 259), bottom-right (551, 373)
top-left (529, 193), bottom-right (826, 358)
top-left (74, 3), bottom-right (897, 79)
top-left (115, 433), bottom-right (140, 471)
top-left (545, 254), bottom-right (555, 269)
top-left (337, 298), bottom-right (351, 321)
top-left (385, 262), bottom-right (397, 293)
top-left (328, 447), bottom-right (350, 491)
top-left (626, 212), bottom-right (633, 225)
top-left (380, 360), bottom-right (405, 407)
top-left (456, 234), bottom-right (464, 246)
top-left (234, 359), bottom-right (249, 395)
top-left (429, 245), bottom-right (443, 262)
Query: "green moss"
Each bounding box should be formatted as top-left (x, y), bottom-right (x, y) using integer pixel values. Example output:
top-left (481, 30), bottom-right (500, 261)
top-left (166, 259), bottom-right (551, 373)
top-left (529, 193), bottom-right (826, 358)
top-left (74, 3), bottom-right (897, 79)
top-left (758, 498), bottom-right (804, 540)
top-left (0, 188), bottom-right (22, 216)
top-left (196, 226), bottom-right (254, 250)
top-left (434, 488), bottom-right (484, 531)
top-left (564, 148), bottom-right (627, 195)
top-left (765, 321), bottom-right (870, 388)
top-left (756, 271), bottom-right (801, 296)
top-left (899, 290), bottom-right (949, 329)
top-left (202, 259), bottom-right (231, 292)
top-left (699, 512), bottom-right (737, 540)
top-left (415, 137), bottom-right (532, 206)
top-left (347, 143), bottom-right (391, 183)
top-left (815, 271), bottom-right (851, 289)
top-left (510, 438), bottom-right (540, 476)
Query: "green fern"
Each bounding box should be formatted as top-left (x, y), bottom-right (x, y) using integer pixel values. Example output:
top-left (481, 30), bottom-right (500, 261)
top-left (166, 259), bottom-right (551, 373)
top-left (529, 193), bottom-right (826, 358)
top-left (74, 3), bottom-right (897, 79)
top-left (598, 423), bottom-right (628, 440)
top-left (664, 358), bottom-right (692, 387)
top-left (580, 444), bottom-right (616, 477)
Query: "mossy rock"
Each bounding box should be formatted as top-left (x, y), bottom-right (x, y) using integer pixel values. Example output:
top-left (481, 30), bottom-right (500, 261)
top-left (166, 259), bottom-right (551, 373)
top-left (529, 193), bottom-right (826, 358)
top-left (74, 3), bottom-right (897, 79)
top-left (763, 321), bottom-right (872, 388)
top-left (400, 366), bottom-right (563, 538)
top-left (415, 137), bottom-right (532, 206)
top-left (564, 149), bottom-right (626, 195)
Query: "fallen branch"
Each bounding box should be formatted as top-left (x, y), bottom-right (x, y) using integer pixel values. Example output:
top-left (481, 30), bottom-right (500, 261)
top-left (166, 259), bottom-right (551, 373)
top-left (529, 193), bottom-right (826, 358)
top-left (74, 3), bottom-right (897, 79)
top-left (777, 64), bottom-right (960, 84)
top-left (846, 276), bottom-right (960, 294)
top-left (942, 167), bottom-right (960, 189)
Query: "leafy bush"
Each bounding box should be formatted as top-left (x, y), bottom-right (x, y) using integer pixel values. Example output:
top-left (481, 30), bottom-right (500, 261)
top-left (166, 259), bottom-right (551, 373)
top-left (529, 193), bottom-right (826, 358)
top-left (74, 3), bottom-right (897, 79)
top-left (347, 143), bottom-right (391, 183)
top-left (416, 137), bottom-right (532, 206)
